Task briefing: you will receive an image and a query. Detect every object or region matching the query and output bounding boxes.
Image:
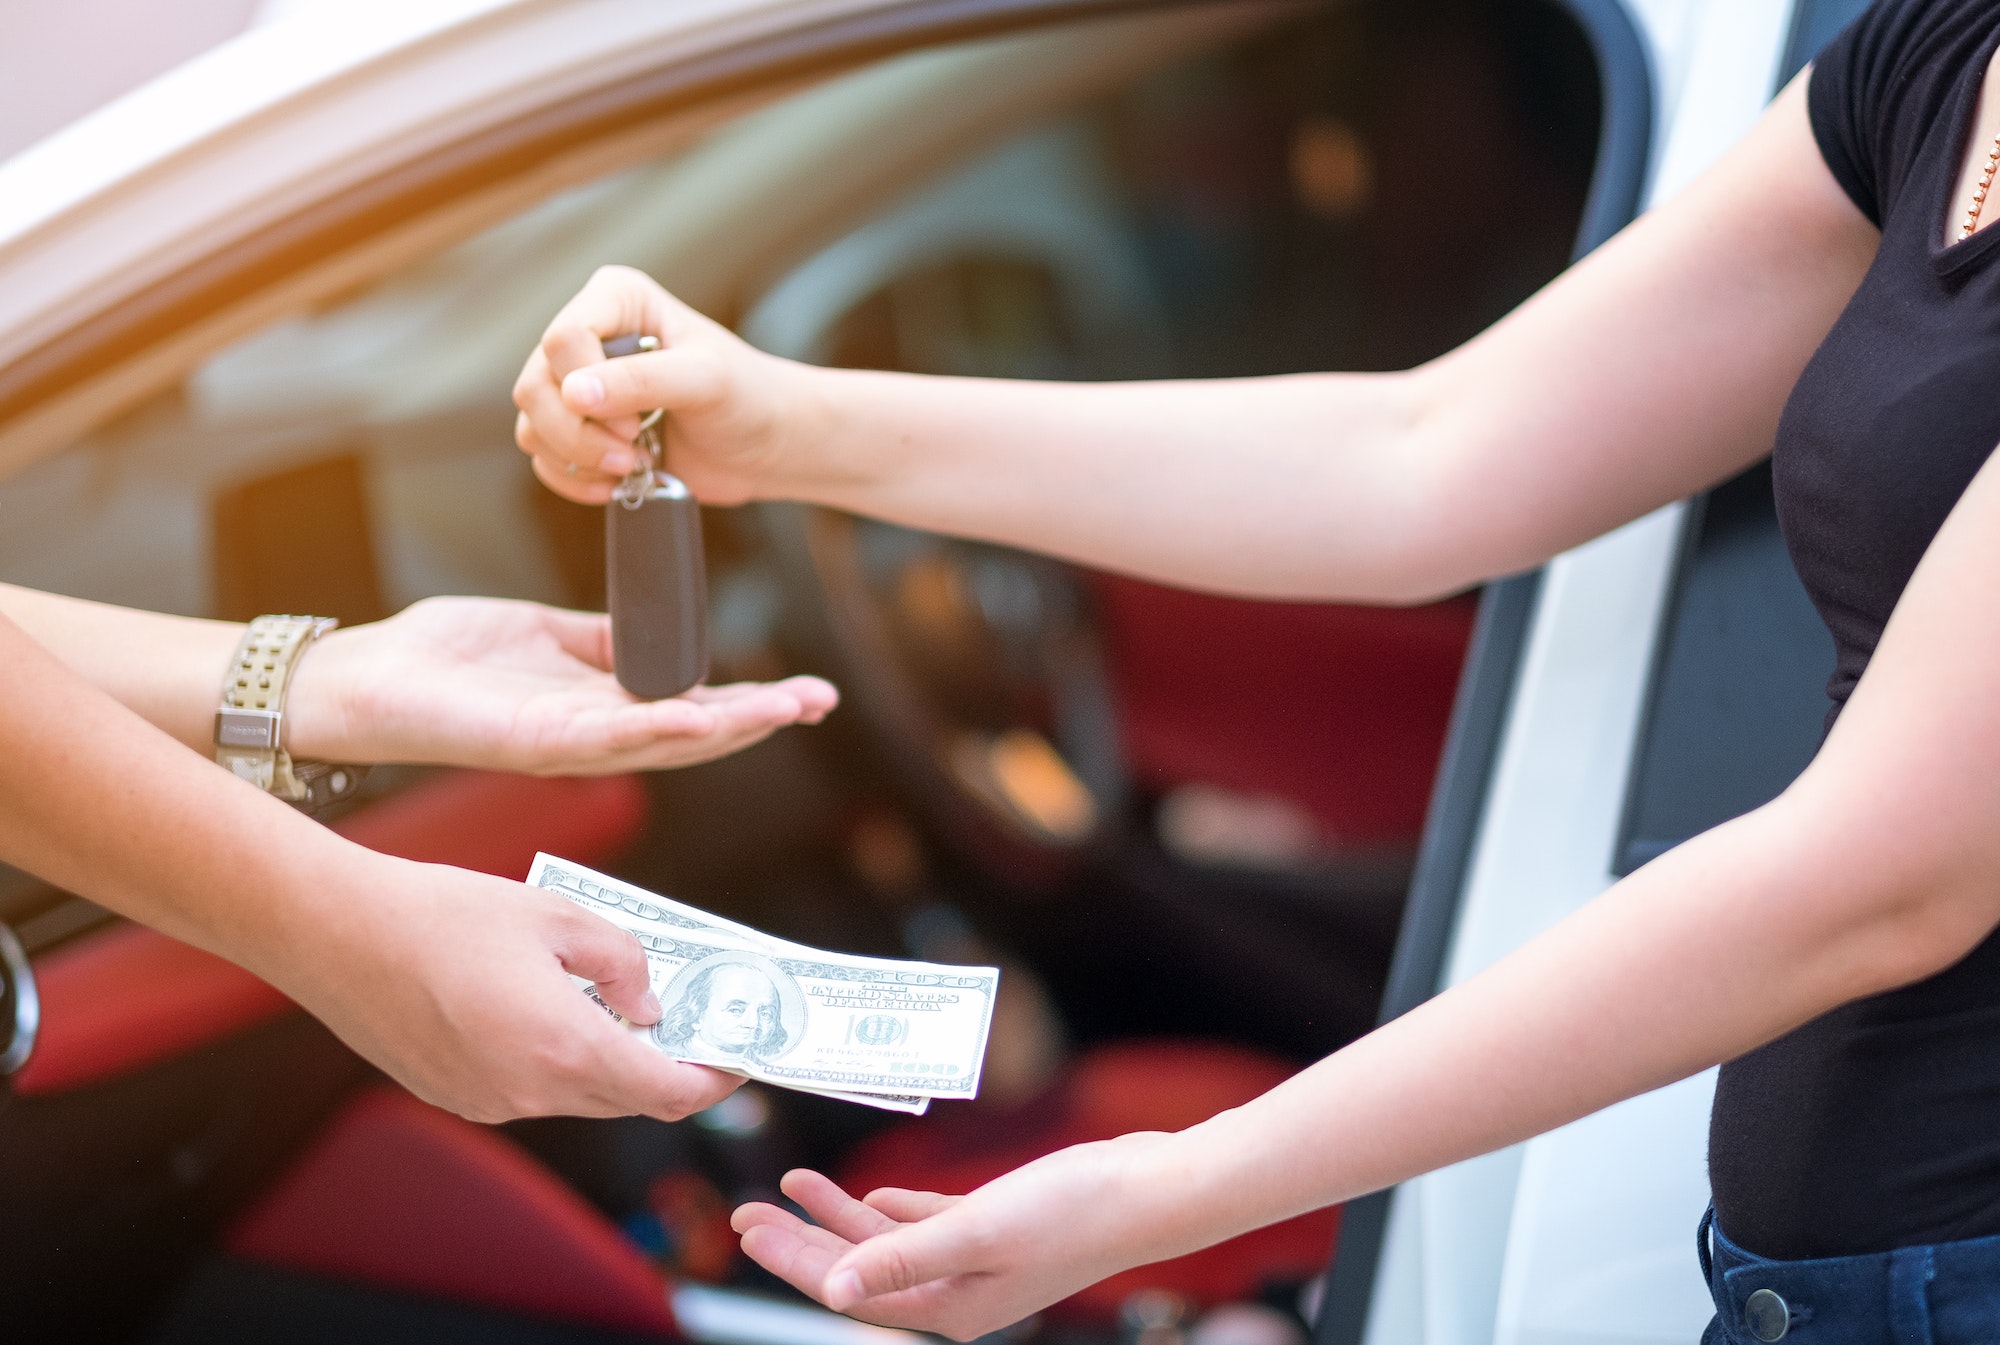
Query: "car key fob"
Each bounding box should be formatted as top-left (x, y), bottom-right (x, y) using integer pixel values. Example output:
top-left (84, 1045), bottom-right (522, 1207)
top-left (601, 334), bottom-right (709, 700)
top-left (607, 471), bottom-right (708, 699)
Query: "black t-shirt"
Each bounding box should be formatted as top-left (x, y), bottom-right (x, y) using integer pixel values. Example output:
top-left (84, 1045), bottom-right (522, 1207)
top-left (1709, 0), bottom-right (2000, 1258)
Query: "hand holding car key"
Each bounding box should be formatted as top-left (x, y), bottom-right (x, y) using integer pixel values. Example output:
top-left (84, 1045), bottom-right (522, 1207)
top-left (600, 333), bottom-right (709, 700)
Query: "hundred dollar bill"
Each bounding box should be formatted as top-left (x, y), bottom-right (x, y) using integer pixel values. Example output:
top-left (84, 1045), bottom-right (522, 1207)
top-left (529, 855), bottom-right (996, 1109)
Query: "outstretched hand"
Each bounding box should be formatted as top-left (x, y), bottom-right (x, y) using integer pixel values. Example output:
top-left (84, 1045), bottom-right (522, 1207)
top-left (512, 264), bottom-right (799, 506)
top-left (288, 595), bottom-right (835, 774)
top-left (732, 1138), bottom-right (1185, 1342)
top-left (286, 851), bottom-right (744, 1124)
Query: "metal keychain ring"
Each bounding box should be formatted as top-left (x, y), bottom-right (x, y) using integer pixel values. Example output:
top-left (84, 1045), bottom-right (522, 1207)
top-left (616, 409), bottom-right (667, 508)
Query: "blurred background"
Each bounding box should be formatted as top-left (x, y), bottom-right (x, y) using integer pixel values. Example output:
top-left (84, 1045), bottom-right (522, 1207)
top-left (0, 1), bottom-right (1605, 1339)
top-left (0, 0), bottom-right (281, 163)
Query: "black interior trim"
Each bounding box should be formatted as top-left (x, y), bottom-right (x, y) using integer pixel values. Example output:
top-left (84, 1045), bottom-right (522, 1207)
top-left (1313, 1), bottom-right (1654, 1340)
top-left (1609, 0), bottom-right (1869, 878)
top-left (1610, 464), bottom-right (1832, 876)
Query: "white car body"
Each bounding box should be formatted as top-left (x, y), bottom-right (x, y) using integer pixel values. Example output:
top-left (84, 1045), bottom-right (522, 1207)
top-left (0, 2), bottom-right (1861, 1342)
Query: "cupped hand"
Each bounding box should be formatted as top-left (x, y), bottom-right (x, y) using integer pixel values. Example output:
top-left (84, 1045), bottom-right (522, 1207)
top-left (287, 595), bottom-right (836, 773)
top-left (286, 851), bottom-right (740, 1123)
top-left (512, 265), bottom-right (802, 505)
top-left (731, 1137), bottom-right (1183, 1342)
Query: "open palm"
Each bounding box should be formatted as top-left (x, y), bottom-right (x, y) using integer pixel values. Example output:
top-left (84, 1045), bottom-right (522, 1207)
top-left (732, 1136), bottom-right (1182, 1342)
top-left (288, 596), bottom-right (836, 774)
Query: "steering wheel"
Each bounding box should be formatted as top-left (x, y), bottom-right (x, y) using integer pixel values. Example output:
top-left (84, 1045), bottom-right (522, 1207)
top-left (743, 127), bottom-right (1172, 888)
top-left (763, 502), bottom-right (1126, 890)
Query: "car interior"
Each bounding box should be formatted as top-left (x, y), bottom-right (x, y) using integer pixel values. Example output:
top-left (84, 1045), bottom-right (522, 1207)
top-left (0, 1), bottom-right (1617, 1340)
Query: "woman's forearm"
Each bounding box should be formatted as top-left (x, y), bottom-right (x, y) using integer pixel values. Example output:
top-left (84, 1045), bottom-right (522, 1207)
top-left (1147, 428), bottom-right (2000, 1253)
top-left (737, 78), bottom-right (1870, 605)
top-left (746, 715), bottom-right (1994, 1331)
top-left (777, 365), bottom-right (1443, 601)
top-left (0, 610), bottom-right (354, 965)
top-left (0, 609), bottom-right (748, 1125)
top-left (1140, 784), bottom-right (1981, 1259)
top-left (0, 584), bottom-right (241, 753)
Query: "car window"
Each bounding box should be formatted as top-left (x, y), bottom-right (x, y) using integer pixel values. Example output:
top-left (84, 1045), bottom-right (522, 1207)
top-left (0, 0), bottom-right (1595, 631)
top-left (0, 6), bottom-right (1286, 627)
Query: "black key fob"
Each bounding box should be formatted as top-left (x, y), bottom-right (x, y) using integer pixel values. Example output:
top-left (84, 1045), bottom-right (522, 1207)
top-left (607, 473), bottom-right (708, 699)
top-left (599, 332), bottom-right (708, 700)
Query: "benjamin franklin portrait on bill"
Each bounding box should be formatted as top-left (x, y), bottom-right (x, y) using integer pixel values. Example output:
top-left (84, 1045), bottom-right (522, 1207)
top-left (653, 950), bottom-right (806, 1066)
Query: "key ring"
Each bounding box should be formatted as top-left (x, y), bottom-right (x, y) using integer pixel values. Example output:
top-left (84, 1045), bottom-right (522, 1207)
top-left (614, 408), bottom-right (665, 510)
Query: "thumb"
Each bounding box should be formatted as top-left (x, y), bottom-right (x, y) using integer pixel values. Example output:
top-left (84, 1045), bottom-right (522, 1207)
top-left (548, 905), bottom-right (661, 1024)
top-left (563, 346), bottom-right (726, 421)
top-left (825, 1220), bottom-right (969, 1311)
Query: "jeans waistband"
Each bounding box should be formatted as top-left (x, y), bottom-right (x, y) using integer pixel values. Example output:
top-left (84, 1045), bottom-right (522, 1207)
top-left (1699, 1209), bottom-right (2000, 1345)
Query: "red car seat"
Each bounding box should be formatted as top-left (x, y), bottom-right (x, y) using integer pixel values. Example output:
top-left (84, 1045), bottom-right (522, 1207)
top-left (10, 771), bottom-right (667, 1339)
top-left (1093, 575), bottom-right (1474, 848)
top-left (837, 1039), bottom-right (1339, 1319)
top-left (225, 1084), bottom-right (679, 1337)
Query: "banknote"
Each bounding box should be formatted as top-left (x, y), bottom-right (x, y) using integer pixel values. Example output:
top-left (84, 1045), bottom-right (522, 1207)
top-left (529, 855), bottom-right (996, 1110)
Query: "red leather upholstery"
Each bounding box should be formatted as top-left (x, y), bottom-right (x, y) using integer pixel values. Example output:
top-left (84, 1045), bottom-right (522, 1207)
top-left (837, 1040), bottom-right (1339, 1318)
top-left (10, 925), bottom-right (292, 1096)
top-left (332, 768), bottom-right (648, 878)
top-left (227, 1085), bottom-right (679, 1337)
top-left (1093, 575), bottom-right (1474, 846)
top-left (13, 771), bottom-right (647, 1096)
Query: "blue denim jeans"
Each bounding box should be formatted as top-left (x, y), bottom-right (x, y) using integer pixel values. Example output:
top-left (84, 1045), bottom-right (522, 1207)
top-left (1699, 1208), bottom-right (2000, 1344)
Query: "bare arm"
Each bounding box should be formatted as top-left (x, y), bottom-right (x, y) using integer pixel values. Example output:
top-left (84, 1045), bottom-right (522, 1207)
top-left (0, 584), bottom-right (242, 751)
top-left (0, 583), bottom-right (834, 771)
top-left (516, 76), bottom-right (1877, 602)
top-left (0, 608), bottom-right (742, 1122)
top-left (727, 355), bottom-right (2000, 1342)
top-left (0, 583), bottom-right (833, 1116)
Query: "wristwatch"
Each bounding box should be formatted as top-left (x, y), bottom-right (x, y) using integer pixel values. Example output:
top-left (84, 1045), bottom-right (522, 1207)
top-left (213, 615), bottom-right (365, 810)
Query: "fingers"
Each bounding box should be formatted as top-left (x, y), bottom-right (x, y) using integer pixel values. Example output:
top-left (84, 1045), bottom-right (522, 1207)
top-left (560, 343), bottom-right (728, 424)
top-left (618, 1047), bottom-right (743, 1121)
top-left (531, 606), bottom-right (617, 672)
top-left (592, 698), bottom-right (722, 751)
top-left (680, 685), bottom-right (801, 732)
top-left (736, 1198), bottom-right (977, 1337)
top-left (539, 264), bottom-right (671, 383)
top-left (828, 1216), bottom-right (952, 1304)
top-left (520, 427), bottom-right (629, 497)
top-left (547, 903), bottom-right (660, 1022)
top-left (736, 1204), bottom-right (858, 1299)
top-left (589, 711), bottom-right (777, 772)
top-left (516, 357), bottom-right (638, 499)
top-left (780, 1169), bottom-right (903, 1243)
top-left (864, 1188), bottom-right (964, 1222)
top-left (688, 676), bottom-right (839, 724)
top-left (581, 680), bottom-right (837, 766)
top-left (514, 266), bottom-right (701, 493)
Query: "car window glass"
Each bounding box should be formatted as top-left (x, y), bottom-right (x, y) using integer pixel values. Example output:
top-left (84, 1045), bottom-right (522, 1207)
top-left (0, 0), bottom-right (1594, 627)
top-left (0, 0), bottom-right (1610, 1138)
top-left (0, 6), bottom-right (1281, 626)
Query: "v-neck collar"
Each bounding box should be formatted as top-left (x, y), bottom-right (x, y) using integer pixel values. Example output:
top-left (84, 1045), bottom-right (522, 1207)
top-left (1932, 24), bottom-right (2000, 276)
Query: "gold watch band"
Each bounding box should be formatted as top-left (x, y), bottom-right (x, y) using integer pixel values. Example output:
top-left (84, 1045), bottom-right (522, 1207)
top-left (214, 615), bottom-right (338, 803)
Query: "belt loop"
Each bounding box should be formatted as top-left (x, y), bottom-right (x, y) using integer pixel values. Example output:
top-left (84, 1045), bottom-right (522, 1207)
top-left (1698, 1206), bottom-right (1718, 1286)
top-left (1888, 1245), bottom-right (1935, 1345)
